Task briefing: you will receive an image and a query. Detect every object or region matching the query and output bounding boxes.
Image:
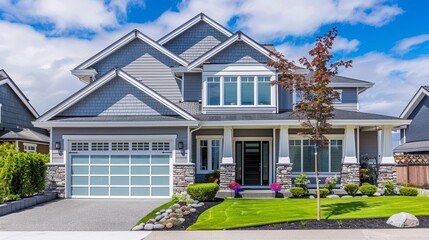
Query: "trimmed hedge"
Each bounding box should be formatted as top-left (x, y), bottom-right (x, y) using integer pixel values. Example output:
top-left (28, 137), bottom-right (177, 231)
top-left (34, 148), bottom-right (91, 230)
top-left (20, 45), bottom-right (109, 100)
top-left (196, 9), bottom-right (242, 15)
top-left (0, 143), bottom-right (49, 199)
top-left (399, 187), bottom-right (418, 196)
top-left (359, 183), bottom-right (377, 196)
top-left (344, 183), bottom-right (359, 196)
top-left (186, 183), bottom-right (219, 201)
top-left (383, 180), bottom-right (395, 195)
top-left (290, 187), bottom-right (305, 198)
top-left (316, 188), bottom-right (329, 198)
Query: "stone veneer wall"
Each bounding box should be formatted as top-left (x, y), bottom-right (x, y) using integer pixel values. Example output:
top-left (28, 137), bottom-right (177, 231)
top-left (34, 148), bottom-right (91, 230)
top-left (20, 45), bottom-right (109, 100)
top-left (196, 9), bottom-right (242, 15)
top-left (340, 163), bottom-right (360, 188)
top-left (46, 164), bottom-right (66, 198)
top-left (219, 163), bottom-right (236, 190)
top-left (377, 164), bottom-right (397, 188)
top-left (276, 163), bottom-right (292, 190)
top-left (173, 164), bottom-right (195, 194)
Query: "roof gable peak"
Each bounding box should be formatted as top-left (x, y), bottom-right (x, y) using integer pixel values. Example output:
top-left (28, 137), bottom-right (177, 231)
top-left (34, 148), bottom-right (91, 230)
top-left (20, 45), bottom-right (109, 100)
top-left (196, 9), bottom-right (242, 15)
top-left (400, 86), bottom-right (429, 119)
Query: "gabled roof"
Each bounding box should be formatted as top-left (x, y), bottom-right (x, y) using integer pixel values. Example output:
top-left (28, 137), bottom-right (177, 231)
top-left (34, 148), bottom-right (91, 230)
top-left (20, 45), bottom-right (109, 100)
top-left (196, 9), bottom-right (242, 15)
top-left (0, 128), bottom-right (49, 144)
top-left (305, 72), bottom-right (374, 92)
top-left (0, 69), bottom-right (39, 118)
top-left (74, 30), bottom-right (189, 72)
top-left (36, 68), bottom-right (197, 123)
top-left (158, 13), bottom-right (233, 45)
top-left (400, 86), bottom-right (429, 119)
top-left (187, 31), bottom-right (276, 70)
top-left (394, 140), bottom-right (429, 153)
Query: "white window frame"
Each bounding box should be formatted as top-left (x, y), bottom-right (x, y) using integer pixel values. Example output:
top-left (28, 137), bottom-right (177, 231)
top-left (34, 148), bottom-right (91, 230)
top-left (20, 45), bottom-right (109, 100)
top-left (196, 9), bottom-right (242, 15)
top-left (333, 89), bottom-right (343, 103)
top-left (0, 103), bottom-right (2, 123)
top-left (196, 135), bottom-right (223, 174)
top-left (23, 143), bottom-right (37, 152)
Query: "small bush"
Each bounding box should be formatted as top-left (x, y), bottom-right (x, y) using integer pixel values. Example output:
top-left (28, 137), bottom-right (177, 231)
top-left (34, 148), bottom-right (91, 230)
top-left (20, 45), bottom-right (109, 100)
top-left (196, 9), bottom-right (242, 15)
top-left (316, 188), bottom-right (329, 198)
top-left (290, 187), bottom-right (305, 198)
top-left (383, 180), bottom-right (395, 195)
top-left (186, 183), bottom-right (219, 201)
top-left (399, 187), bottom-right (418, 196)
top-left (344, 183), bottom-right (359, 196)
top-left (359, 183), bottom-right (377, 196)
top-left (294, 174), bottom-right (310, 194)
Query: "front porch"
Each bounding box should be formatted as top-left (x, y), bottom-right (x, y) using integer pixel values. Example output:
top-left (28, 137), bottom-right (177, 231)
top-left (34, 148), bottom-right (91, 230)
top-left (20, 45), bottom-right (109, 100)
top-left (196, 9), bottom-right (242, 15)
top-left (191, 124), bottom-right (398, 191)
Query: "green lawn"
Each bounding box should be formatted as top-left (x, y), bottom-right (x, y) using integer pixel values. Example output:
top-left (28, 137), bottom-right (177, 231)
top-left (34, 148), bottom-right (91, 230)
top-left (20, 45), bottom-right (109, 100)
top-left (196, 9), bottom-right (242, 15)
top-left (188, 196), bottom-right (429, 230)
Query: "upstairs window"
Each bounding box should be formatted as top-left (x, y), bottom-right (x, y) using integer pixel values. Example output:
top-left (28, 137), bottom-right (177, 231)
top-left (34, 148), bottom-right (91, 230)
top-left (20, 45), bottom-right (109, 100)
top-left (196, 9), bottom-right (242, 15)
top-left (224, 76), bottom-right (238, 105)
top-left (241, 76), bottom-right (255, 105)
top-left (207, 77), bottom-right (220, 105)
top-left (258, 77), bottom-right (271, 105)
top-left (295, 89), bottom-right (343, 104)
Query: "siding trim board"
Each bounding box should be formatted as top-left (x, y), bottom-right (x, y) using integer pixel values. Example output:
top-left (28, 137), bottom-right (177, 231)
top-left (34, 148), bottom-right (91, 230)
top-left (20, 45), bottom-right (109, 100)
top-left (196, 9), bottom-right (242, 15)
top-left (400, 86), bottom-right (429, 119)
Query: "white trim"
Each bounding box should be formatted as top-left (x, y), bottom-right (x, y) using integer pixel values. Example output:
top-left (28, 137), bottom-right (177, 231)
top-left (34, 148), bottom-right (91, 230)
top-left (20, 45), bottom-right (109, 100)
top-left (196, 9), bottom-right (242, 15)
top-left (200, 119), bottom-right (411, 127)
top-left (36, 69), bottom-right (197, 122)
top-left (63, 135), bottom-right (177, 141)
top-left (0, 103), bottom-right (2, 123)
top-left (400, 87), bottom-right (429, 119)
top-left (75, 30), bottom-right (188, 71)
top-left (23, 143), bottom-right (37, 152)
top-left (70, 69), bottom-right (98, 84)
top-left (187, 32), bottom-right (277, 70)
top-left (0, 77), bottom-right (39, 118)
top-left (158, 13), bottom-right (233, 45)
top-left (34, 121), bottom-right (198, 128)
top-left (196, 135), bottom-right (223, 174)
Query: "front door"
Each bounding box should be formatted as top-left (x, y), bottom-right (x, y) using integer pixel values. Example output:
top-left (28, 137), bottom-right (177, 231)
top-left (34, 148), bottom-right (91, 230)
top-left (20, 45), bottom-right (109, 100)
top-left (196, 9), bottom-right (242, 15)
top-left (235, 141), bottom-right (270, 186)
top-left (243, 142), bottom-right (261, 185)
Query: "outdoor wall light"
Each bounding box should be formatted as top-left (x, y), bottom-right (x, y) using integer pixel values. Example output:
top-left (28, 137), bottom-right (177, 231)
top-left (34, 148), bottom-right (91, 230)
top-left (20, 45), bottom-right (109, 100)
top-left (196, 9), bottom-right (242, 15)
top-left (55, 142), bottom-right (61, 150)
top-left (178, 141), bottom-right (184, 150)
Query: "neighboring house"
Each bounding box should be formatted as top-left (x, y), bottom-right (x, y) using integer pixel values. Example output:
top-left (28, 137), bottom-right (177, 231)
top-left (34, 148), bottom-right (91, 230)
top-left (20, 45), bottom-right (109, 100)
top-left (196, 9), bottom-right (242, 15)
top-left (34, 13), bottom-right (410, 198)
top-left (395, 86), bottom-right (429, 154)
top-left (0, 70), bottom-right (49, 153)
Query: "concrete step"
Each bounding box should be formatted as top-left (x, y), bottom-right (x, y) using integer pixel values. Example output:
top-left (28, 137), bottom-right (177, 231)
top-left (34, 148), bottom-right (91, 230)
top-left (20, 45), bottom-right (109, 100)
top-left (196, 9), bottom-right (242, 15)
top-left (238, 190), bottom-right (281, 198)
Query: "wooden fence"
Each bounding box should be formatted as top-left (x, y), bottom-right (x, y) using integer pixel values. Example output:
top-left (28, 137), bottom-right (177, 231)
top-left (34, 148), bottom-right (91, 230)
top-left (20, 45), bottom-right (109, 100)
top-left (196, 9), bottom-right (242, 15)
top-left (395, 155), bottom-right (429, 187)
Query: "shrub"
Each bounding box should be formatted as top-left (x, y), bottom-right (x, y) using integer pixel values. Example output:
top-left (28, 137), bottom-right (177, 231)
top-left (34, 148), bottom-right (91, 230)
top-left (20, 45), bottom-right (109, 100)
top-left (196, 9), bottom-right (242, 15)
top-left (324, 176), bottom-right (337, 194)
top-left (316, 188), bottom-right (329, 198)
top-left (207, 170), bottom-right (220, 184)
top-left (290, 187), bottom-right (305, 198)
top-left (186, 183), bottom-right (219, 201)
top-left (344, 183), bottom-right (359, 196)
top-left (399, 187), bottom-right (418, 196)
top-left (294, 174), bottom-right (310, 194)
top-left (359, 183), bottom-right (377, 196)
top-left (382, 180), bottom-right (395, 195)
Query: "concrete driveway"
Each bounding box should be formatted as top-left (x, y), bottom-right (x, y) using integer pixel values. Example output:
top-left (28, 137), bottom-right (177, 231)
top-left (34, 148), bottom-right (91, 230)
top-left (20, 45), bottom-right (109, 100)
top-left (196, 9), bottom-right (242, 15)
top-left (0, 199), bottom-right (168, 231)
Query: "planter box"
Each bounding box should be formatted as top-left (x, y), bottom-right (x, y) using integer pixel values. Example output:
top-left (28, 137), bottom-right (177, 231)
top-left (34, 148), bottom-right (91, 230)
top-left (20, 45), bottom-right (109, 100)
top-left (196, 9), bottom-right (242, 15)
top-left (0, 192), bottom-right (57, 217)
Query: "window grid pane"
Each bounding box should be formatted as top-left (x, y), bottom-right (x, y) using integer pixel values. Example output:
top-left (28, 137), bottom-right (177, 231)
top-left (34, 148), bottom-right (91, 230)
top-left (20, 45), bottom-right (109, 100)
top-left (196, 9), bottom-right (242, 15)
top-left (207, 77), bottom-right (220, 105)
top-left (224, 76), bottom-right (238, 105)
top-left (258, 76), bottom-right (271, 105)
top-left (241, 76), bottom-right (255, 105)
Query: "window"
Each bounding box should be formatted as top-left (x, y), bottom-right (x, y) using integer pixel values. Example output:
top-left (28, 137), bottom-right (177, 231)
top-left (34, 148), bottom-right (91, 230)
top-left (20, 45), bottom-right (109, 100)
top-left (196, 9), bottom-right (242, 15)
top-left (207, 77), bottom-right (220, 105)
top-left (23, 143), bottom-right (37, 152)
top-left (152, 142), bottom-right (170, 151)
top-left (224, 76), bottom-right (238, 105)
top-left (111, 142), bottom-right (129, 151)
top-left (333, 90), bottom-right (343, 103)
top-left (71, 142), bottom-right (89, 151)
top-left (197, 137), bottom-right (223, 173)
top-left (258, 77), bottom-right (271, 105)
top-left (91, 142), bottom-right (109, 151)
top-left (295, 90), bottom-right (303, 103)
top-left (295, 89), bottom-right (343, 104)
top-left (289, 138), bottom-right (343, 173)
top-left (241, 76), bottom-right (254, 105)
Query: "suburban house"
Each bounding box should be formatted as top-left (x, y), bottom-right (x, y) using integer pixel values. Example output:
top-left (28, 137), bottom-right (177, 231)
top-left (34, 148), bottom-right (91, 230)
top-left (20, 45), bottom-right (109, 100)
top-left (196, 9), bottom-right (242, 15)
top-left (34, 13), bottom-right (410, 198)
top-left (395, 86), bottom-right (429, 154)
top-left (0, 69), bottom-right (49, 154)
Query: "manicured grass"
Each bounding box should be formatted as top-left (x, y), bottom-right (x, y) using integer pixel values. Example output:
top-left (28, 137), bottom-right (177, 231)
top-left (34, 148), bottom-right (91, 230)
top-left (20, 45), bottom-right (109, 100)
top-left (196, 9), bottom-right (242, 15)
top-left (134, 199), bottom-right (176, 227)
top-left (188, 196), bottom-right (429, 230)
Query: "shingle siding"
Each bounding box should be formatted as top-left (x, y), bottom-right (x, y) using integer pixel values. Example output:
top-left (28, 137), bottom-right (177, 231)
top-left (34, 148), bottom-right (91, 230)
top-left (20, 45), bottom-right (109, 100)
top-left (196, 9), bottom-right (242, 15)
top-left (406, 95), bottom-right (429, 142)
top-left (208, 41), bottom-right (270, 64)
top-left (184, 73), bottom-right (202, 102)
top-left (0, 84), bottom-right (37, 131)
top-left (163, 21), bottom-right (228, 62)
top-left (59, 77), bottom-right (176, 116)
top-left (92, 39), bottom-right (182, 102)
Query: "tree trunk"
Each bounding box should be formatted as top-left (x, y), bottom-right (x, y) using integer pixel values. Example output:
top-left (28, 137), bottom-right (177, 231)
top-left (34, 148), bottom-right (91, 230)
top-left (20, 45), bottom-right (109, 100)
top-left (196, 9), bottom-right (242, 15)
top-left (315, 146), bottom-right (321, 221)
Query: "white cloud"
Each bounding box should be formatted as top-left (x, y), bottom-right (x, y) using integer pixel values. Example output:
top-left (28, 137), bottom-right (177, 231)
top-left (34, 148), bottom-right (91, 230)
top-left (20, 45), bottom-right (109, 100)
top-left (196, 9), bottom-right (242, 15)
top-left (392, 34), bottom-right (429, 54)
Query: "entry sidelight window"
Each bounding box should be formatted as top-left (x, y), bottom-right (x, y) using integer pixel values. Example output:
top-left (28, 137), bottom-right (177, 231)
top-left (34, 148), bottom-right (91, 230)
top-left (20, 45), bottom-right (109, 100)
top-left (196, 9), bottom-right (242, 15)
top-left (197, 137), bottom-right (223, 174)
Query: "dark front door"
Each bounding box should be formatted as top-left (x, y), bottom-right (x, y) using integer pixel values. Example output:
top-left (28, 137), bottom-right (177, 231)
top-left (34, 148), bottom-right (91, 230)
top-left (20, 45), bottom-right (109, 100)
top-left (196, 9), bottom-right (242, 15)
top-left (243, 142), bottom-right (261, 185)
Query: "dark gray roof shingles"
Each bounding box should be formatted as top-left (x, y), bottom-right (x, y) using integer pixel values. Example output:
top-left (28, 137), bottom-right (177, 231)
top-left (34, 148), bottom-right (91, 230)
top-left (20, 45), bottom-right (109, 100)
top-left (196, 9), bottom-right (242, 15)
top-left (0, 128), bottom-right (49, 143)
top-left (394, 140), bottom-right (429, 153)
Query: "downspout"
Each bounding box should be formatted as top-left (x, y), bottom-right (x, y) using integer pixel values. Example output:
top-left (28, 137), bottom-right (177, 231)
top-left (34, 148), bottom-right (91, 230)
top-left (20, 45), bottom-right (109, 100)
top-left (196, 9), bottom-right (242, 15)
top-left (187, 124), bottom-right (202, 163)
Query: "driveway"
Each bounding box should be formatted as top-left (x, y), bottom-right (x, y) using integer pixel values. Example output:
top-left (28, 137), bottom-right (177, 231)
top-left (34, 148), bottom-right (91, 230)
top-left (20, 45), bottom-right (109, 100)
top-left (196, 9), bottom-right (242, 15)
top-left (0, 199), bottom-right (168, 231)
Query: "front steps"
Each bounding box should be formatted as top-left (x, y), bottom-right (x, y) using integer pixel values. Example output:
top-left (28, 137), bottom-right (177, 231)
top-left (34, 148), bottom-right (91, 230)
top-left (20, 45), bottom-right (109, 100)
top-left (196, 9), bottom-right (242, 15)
top-left (216, 189), bottom-right (290, 198)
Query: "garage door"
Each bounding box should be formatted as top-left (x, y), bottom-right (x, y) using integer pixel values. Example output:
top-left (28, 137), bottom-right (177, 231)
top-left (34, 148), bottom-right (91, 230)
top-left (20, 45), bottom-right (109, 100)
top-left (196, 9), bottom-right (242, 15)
top-left (69, 140), bottom-right (172, 198)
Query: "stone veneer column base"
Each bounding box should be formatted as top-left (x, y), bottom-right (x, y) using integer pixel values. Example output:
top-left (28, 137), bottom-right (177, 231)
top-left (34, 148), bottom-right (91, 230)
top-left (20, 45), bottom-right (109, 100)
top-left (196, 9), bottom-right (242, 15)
top-left (340, 163), bottom-right (360, 188)
top-left (173, 163), bottom-right (195, 194)
top-left (276, 163), bottom-right (292, 190)
top-left (377, 164), bottom-right (397, 188)
top-left (46, 163), bottom-right (66, 198)
top-left (220, 163), bottom-right (236, 190)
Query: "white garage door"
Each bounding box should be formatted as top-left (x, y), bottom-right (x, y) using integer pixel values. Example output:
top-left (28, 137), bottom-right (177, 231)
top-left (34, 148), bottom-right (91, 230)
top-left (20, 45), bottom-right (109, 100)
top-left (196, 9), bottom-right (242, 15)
top-left (69, 140), bottom-right (172, 198)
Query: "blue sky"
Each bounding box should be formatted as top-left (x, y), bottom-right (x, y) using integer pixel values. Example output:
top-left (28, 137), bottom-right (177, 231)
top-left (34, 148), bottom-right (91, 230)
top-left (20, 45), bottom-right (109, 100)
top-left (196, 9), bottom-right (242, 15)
top-left (0, 0), bottom-right (428, 117)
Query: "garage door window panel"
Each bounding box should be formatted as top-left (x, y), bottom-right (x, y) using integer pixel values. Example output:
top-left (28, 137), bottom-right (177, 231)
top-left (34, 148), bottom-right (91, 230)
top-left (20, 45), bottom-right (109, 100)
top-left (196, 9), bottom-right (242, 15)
top-left (90, 155), bottom-right (109, 164)
top-left (131, 155), bottom-right (150, 164)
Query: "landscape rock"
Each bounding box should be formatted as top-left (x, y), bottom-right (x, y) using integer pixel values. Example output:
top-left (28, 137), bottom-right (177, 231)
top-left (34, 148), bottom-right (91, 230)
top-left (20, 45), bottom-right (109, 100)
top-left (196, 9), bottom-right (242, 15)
top-left (144, 224), bottom-right (154, 230)
top-left (191, 204), bottom-right (199, 208)
top-left (168, 213), bottom-right (177, 218)
top-left (387, 212), bottom-right (419, 228)
top-left (190, 208), bottom-right (197, 213)
top-left (153, 224), bottom-right (165, 230)
top-left (179, 218), bottom-right (186, 223)
top-left (326, 194), bottom-right (340, 198)
top-left (175, 209), bottom-right (183, 214)
top-left (362, 195), bottom-right (368, 198)
top-left (147, 219), bottom-right (156, 224)
top-left (198, 202), bottom-right (205, 206)
top-left (162, 212), bottom-right (168, 217)
top-left (342, 195), bottom-right (353, 198)
top-left (160, 209), bottom-right (166, 213)
top-left (165, 223), bottom-right (174, 229)
top-left (131, 224), bottom-right (144, 231)
top-left (193, 200), bottom-right (199, 204)
top-left (373, 192), bottom-right (381, 196)
top-left (165, 209), bottom-right (173, 214)
top-left (183, 211), bottom-right (190, 216)
top-left (155, 212), bottom-right (161, 215)
top-left (173, 203), bottom-right (181, 208)
top-left (155, 215), bottom-right (163, 221)
top-left (309, 195), bottom-right (315, 199)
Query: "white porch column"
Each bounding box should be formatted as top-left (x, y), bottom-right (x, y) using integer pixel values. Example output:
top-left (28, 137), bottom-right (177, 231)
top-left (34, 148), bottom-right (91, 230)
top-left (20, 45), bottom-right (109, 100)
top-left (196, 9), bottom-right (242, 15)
top-left (222, 126), bottom-right (234, 164)
top-left (278, 125), bottom-right (290, 163)
top-left (380, 125), bottom-right (395, 164)
top-left (344, 125), bottom-right (358, 164)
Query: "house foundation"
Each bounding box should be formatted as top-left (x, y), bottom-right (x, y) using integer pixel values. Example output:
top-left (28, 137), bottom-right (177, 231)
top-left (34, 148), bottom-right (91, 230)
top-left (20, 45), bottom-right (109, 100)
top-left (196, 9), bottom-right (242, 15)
top-left (340, 163), bottom-right (360, 188)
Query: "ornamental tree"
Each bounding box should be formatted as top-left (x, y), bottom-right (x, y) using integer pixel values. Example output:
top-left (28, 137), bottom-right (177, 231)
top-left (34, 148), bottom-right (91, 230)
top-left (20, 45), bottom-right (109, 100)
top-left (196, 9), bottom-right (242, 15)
top-left (268, 27), bottom-right (352, 221)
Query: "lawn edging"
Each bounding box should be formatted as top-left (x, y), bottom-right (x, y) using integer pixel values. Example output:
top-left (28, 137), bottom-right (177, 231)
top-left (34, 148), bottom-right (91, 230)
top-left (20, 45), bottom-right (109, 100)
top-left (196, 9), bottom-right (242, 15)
top-left (0, 192), bottom-right (57, 216)
top-left (134, 199), bottom-right (177, 227)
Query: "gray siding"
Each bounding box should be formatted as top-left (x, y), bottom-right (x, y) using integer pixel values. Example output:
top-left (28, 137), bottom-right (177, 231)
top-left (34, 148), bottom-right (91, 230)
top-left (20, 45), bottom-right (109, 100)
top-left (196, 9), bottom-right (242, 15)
top-left (51, 127), bottom-right (188, 164)
top-left (406, 95), bottom-right (429, 142)
top-left (234, 129), bottom-right (273, 138)
top-left (0, 84), bottom-right (38, 131)
top-left (208, 41), bottom-right (270, 64)
top-left (359, 130), bottom-right (378, 159)
top-left (339, 88), bottom-right (358, 104)
top-left (278, 86), bottom-right (293, 111)
top-left (163, 21), bottom-right (228, 62)
top-left (184, 73), bottom-right (202, 102)
top-left (59, 77), bottom-right (176, 117)
top-left (92, 39), bottom-right (182, 102)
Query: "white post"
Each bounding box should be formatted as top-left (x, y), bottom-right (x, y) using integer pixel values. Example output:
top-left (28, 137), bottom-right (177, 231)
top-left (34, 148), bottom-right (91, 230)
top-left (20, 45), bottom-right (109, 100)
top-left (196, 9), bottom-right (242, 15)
top-left (222, 126), bottom-right (234, 164)
top-left (381, 125), bottom-right (395, 164)
top-left (344, 125), bottom-right (358, 164)
top-left (278, 125), bottom-right (290, 163)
